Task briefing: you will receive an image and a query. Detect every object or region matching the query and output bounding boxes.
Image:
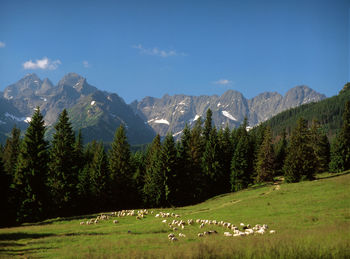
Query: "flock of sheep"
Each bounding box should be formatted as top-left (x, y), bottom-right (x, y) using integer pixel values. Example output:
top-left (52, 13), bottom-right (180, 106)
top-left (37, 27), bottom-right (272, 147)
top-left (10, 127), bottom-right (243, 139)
top-left (79, 209), bottom-right (276, 242)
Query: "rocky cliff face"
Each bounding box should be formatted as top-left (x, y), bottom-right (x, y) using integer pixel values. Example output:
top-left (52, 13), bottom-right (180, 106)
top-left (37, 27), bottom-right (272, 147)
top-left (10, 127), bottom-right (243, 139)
top-left (132, 86), bottom-right (326, 137)
top-left (1, 73), bottom-right (155, 144)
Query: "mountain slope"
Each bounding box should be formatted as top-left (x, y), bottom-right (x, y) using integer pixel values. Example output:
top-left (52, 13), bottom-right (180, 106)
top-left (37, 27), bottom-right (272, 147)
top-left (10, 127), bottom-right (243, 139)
top-left (132, 86), bottom-right (326, 137)
top-left (257, 84), bottom-right (350, 137)
top-left (1, 73), bottom-right (155, 144)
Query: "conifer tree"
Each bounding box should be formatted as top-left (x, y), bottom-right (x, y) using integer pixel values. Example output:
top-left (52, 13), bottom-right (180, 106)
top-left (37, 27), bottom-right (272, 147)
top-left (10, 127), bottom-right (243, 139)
top-left (189, 118), bottom-right (205, 201)
top-left (131, 151), bottom-right (146, 206)
top-left (143, 134), bottom-right (164, 206)
top-left (230, 128), bottom-right (251, 191)
top-left (0, 147), bottom-right (12, 225)
top-left (109, 125), bottom-right (133, 208)
top-left (256, 126), bottom-right (275, 182)
top-left (203, 109), bottom-right (213, 142)
top-left (3, 126), bottom-right (21, 177)
top-left (177, 124), bottom-right (192, 204)
top-left (330, 101), bottom-right (350, 172)
top-left (48, 109), bottom-right (77, 215)
top-left (283, 118), bottom-right (317, 182)
top-left (275, 129), bottom-right (287, 176)
top-left (14, 107), bottom-right (49, 222)
top-left (89, 142), bottom-right (109, 211)
top-left (160, 133), bottom-right (178, 205)
top-left (230, 119), bottom-right (253, 191)
top-left (202, 127), bottom-right (222, 197)
top-left (217, 126), bottom-right (234, 193)
top-left (310, 120), bottom-right (330, 173)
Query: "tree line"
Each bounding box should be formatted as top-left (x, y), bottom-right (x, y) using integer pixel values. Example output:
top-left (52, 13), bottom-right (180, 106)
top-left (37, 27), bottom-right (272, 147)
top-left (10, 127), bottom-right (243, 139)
top-left (0, 101), bottom-right (349, 226)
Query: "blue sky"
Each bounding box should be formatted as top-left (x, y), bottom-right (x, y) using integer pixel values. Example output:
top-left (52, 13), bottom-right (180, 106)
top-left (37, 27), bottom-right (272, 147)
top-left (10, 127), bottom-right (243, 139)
top-left (0, 0), bottom-right (349, 103)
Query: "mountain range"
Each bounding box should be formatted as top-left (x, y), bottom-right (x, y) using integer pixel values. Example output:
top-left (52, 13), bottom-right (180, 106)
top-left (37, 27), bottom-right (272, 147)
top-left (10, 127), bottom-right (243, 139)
top-left (0, 73), bottom-right (326, 144)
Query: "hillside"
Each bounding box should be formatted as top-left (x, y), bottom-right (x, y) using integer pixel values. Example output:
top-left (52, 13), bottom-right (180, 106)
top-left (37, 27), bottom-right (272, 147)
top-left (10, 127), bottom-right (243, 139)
top-left (258, 84), bottom-right (350, 137)
top-left (0, 172), bottom-right (349, 258)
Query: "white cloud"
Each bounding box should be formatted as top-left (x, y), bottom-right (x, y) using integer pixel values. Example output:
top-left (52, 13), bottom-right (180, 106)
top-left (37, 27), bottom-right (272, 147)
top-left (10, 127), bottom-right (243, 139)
top-left (23, 57), bottom-right (61, 70)
top-left (83, 60), bottom-right (90, 68)
top-left (132, 44), bottom-right (186, 58)
top-left (0, 41), bottom-right (5, 48)
top-left (213, 79), bottom-right (232, 85)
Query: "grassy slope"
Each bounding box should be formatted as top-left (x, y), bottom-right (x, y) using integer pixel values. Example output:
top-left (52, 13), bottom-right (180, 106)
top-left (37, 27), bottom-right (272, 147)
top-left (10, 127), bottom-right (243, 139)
top-left (0, 172), bottom-right (349, 258)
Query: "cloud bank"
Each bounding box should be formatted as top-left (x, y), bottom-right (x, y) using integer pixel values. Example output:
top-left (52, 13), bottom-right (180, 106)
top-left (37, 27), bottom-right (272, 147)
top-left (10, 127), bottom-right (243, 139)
top-left (23, 57), bottom-right (61, 70)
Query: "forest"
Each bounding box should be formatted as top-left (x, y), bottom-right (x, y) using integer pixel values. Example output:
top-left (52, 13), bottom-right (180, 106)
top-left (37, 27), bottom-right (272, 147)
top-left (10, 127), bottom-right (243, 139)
top-left (0, 98), bottom-right (349, 227)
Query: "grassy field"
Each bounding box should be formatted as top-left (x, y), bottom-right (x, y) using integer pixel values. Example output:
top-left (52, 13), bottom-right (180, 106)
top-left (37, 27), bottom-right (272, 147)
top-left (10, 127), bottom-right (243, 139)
top-left (0, 172), bottom-right (349, 258)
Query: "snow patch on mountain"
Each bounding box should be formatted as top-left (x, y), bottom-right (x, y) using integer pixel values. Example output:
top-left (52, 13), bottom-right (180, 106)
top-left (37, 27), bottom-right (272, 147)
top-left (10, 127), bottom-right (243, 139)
top-left (154, 119), bottom-right (170, 125)
top-left (222, 110), bottom-right (237, 121)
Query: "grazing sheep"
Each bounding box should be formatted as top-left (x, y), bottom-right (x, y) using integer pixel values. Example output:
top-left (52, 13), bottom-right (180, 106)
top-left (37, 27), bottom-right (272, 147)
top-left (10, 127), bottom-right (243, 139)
top-left (170, 237), bottom-right (178, 242)
top-left (179, 233), bottom-right (186, 237)
top-left (198, 233), bottom-right (204, 237)
top-left (162, 219), bottom-right (167, 223)
top-left (199, 223), bottom-right (205, 228)
top-left (168, 233), bottom-right (175, 239)
top-left (80, 222), bottom-right (85, 225)
top-left (113, 220), bottom-right (119, 224)
top-left (269, 230), bottom-right (276, 234)
top-left (224, 232), bottom-right (233, 237)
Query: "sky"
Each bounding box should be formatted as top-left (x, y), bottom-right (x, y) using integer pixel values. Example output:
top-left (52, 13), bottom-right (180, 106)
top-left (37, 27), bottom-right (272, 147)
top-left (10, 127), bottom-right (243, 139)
top-left (0, 0), bottom-right (349, 103)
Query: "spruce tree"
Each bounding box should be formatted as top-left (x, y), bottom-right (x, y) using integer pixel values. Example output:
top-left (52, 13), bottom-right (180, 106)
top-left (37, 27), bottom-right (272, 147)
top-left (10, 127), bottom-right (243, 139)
top-left (89, 142), bottom-right (109, 211)
top-left (283, 118), bottom-right (317, 182)
top-left (330, 101), bottom-right (350, 172)
top-left (0, 146), bottom-right (12, 226)
top-left (189, 118), bottom-right (205, 202)
top-left (177, 124), bottom-right (193, 204)
top-left (310, 120), bottom-right (330, 173)
top-left (203, 109), bottom-right (213, 143)
top-left (217, 126), bottom-right (234, 193)
top-left (230, 129), bottom-right (251, 191)
top-left (48, 109), bottom-right (77, 215)
top-left (202, 127), bottom-right (222, 197)
top-left (160, 133), bottom-right (178, 205)
top-left (256, 126), bottom-right (275, 182)
top-left (274, 129), bottom-right (287, 176)
top-left (109, 125), bottom-right (133, 208)
top-left (14, 107), bottom-right (49, 222)
top-left (3, 126), bottom-right (21, 178)
top-left (143, 134), bottom-right (164, 207)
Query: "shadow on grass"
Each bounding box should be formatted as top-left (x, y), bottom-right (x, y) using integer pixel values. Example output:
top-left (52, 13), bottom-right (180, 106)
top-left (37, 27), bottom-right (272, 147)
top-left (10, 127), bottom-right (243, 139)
top-left (22, 213), bottom-right (98, 227)
top-left (316, 170), bottom-right (350, 180)
top-left (0, 232), bottom-right (55, 241)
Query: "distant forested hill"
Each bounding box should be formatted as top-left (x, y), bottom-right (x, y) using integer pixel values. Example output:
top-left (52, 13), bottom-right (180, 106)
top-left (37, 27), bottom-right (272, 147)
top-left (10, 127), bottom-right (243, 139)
top-left (258, 83), bottom-right (350, 138)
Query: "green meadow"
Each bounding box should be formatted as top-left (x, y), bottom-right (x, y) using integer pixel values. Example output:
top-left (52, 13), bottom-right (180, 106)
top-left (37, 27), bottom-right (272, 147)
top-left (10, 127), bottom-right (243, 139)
top-left (1, 172), bottom-right (349, 258)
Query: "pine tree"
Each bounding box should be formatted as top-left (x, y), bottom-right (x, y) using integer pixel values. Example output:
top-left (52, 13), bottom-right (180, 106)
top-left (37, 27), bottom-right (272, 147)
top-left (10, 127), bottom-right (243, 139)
top-left (330, 101), bottom-right (350, 172)
top-left (3, 126), bottom-right (21, 177)
top-left (131, 151), bottom-right (146, 207)
top-left (160, 133), bottom-right (178, 205)
top-left (89, 142), bottom-right (109, 211)
top-left (143, 134), bottom-right (164, 207)
top-left (48, 109), bottom-right (77, 215)
top-left (14, 107), bottom-right (49, 222)
top-left (109, 125), bottom-right (133, 208)
top-left (283, 118), bottom-right (317, 182)
top-left (256, 126), bottom-right (275, 182)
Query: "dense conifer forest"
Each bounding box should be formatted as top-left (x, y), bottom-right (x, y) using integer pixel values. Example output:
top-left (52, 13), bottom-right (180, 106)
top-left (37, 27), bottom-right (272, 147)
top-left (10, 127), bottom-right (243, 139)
top-left (0, 86), bottom-right (349, 226)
